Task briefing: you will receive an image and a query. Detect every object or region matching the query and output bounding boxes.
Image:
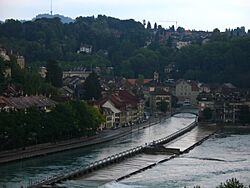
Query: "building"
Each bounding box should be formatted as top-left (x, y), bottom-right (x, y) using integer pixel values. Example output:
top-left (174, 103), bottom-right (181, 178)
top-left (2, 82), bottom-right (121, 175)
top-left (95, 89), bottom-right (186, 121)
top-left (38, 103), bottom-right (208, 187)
top-left (101, 107), bottom-right (115, 129)
top-left (0, 95), bottom-right (56, 112)
top-left (197, 92), bottom-right (214, 118)
top-left (59, 86), bottom-right (74, 98)
top-left (77, 45), bottom-right (92, 54)
top-left (126, 79), bottom-right (153, 86)
top-left (164, 64), bottom-right (176, 80)
top-left (38, 67), bottom-right (47, 78)
top-left (175, 79), bottom-right (199, 106)
top-left (198, 83), bottom-right (211, 93)
top-left (150, 89), bottom-right (172, 112)
top-left (0, 48), bottom-right (10, 61)
top-left (153, 71), bottom-right (159, 83)
top-left (118, 90), bottom-right (145, 123)
top-left (176, 41), bottom-right (191, 49)
top-left (16, 56), bottom-right (25, 69)
top-left (62, 68), bottom-right (91, 79)
top-left (197, 89), bottom-right (250, 123)
top-left (95, 97), bottom-right (123, 128)
top-left (95, 90), bottom-right (144, 128)
top-left (3, 67), bottom-right (11, 78)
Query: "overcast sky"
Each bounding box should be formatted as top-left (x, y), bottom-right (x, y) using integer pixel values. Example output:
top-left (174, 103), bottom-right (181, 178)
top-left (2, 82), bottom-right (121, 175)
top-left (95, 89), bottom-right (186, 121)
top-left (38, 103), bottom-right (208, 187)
top-left (0, 0), bottom-right (249, 31)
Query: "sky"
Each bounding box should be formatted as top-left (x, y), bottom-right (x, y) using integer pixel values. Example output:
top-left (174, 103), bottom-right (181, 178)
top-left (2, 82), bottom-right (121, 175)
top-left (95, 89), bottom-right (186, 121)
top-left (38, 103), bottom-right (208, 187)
top-left (0, 0), bottom-right (249, 31)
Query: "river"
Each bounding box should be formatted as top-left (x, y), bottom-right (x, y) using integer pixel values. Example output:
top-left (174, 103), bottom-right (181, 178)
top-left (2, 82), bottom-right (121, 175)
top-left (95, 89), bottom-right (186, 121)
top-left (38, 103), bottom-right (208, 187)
top-left (104, 129), bottom-right (250, 188)
top-left (1, 114), bottom-right (249, 188)
top-left (0, 113), bottom-right (195, 188)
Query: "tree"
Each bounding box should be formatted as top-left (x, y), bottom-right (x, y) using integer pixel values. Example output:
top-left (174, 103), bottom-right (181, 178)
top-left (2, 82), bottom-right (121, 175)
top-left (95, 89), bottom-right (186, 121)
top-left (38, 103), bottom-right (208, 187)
top-left (137, 74), bottom-right (144, 86)
top-left (167, 36), bottom-right (173, 48)
top-left (157, 101), bottom-right (169, 113)
top-left (171, 95), bottom-right (178, 108)
top-left (202, 107), bottom-right (212, 120)
top-left (0, 100), bottom-right (104, 150)
top-left (239, 105), bottom-right (250, 125)
top-left (0, 58), bottom-right (6, 93)
top-left (45, 60), bottom-right (62, 87)
top-left (211, 28), bottom-right (221, 41)
top-left (169, 25), bottom-right (175, 32)
top-left (177, 26), bottom-right (185, 33)
top-left (83, 72), bottom-right (102, 100)
top-left (154, 22), bottom-right (157, 30)
top-left (143, 19), bottom-right (146, 27)
top-left (216, 178), bottom-right (245, 188)
top-left (146, 21), bottom-right (152, 29)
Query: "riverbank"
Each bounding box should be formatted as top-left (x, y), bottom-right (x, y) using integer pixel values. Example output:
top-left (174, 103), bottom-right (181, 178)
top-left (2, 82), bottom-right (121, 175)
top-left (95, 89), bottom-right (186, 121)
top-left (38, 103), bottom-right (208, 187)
top-left (0, 116), bottom-right (167, 165)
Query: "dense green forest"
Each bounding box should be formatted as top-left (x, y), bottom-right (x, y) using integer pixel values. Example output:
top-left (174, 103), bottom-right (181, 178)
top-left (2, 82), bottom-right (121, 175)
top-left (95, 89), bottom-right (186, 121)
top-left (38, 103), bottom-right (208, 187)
top-left (0, 15), bottom-right (250, 87)
top-left (0, 101), bottom-right (104, 151)
top-left (175, 37), bottom-right (250, 87)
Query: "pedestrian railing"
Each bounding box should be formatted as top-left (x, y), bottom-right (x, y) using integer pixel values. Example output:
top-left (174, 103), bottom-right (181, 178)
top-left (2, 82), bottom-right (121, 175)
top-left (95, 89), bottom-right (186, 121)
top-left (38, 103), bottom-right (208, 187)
top-left (28, 121), bottom-right (197, 188)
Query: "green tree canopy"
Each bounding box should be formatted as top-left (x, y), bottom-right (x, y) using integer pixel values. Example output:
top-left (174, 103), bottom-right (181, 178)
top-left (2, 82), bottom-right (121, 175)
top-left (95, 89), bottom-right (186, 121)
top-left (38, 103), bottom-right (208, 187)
top-left (83, 72), bottom-right (102, 100)
top-left (239, 105), bottom-right (250, 125)
top-left (147, 21), bottom-right (152, 29)
top-left (45, 60), bottom-right (62, 87)
top-left (202, 107), bottom-right (212, 120)
top-left (0, 100), bottom-right (104, 151)
top-left (157, 101), bottom-right (169, 113)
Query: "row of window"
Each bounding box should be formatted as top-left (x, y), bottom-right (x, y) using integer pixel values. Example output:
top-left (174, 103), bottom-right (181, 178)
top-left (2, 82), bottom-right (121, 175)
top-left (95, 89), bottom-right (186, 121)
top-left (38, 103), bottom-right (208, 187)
top-left (156, 96), bottom-right (170, 100)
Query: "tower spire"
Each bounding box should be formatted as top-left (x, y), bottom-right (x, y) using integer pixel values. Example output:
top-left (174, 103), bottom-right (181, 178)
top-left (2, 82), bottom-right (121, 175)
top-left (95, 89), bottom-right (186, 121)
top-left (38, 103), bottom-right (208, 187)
top-left (50, 0), bottom-right (53, 15)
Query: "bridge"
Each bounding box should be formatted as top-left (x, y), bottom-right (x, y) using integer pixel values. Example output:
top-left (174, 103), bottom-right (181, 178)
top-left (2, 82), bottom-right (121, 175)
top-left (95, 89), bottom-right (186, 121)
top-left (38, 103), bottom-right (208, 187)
top-left (171, 106), bottom-right (199, 116)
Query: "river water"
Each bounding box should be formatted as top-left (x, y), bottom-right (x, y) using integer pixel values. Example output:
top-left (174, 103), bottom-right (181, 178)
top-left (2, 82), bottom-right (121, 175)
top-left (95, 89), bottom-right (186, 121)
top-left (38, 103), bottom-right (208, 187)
top-left (105, 130), bottom-right (250, 188)
top-left (1, 114), bottom-right (249, 188)
top-left (0, 113), bottom-right (195, 188)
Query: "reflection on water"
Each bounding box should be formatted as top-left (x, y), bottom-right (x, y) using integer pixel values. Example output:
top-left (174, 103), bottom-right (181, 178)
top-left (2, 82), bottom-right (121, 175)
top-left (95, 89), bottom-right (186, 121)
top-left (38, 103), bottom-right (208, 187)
top-left (0, 114), bottom-right (195, 187)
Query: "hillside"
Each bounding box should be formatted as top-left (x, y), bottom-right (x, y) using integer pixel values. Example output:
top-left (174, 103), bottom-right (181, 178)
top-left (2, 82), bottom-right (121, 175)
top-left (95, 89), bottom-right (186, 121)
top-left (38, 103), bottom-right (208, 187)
top-left (0, 15), bottom-right (250, 87)
top-left (33, 14), bottom-right (74, 24)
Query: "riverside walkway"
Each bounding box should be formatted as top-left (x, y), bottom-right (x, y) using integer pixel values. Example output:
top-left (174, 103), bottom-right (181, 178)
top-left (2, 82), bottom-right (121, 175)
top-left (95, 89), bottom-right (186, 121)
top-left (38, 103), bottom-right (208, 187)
top-left (0, 117), bottom-right (161, 165)
top-left (27, 119), bottom-right (207, 188)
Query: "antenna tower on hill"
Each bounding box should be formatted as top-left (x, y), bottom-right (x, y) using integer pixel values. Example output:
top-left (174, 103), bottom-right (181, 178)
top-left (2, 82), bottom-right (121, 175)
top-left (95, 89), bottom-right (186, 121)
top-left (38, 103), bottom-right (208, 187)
top-left (50, 0), bottom-right (53, 15)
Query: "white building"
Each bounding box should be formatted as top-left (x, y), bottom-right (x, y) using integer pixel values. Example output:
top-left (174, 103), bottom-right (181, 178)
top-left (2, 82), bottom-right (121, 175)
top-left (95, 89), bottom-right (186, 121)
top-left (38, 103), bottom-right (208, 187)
top-left (77, 45), bottom-right (92, 54)
top-left (175, 79), bottom-right (199, 106)
top-left (62, 70), bottom-right (91, 79)
top-left (176, 41), bottom-right (191, 49)
top-left (0, 48), bottom-right (10, 61)
top-left (16, 56), bottom-right (25, 69)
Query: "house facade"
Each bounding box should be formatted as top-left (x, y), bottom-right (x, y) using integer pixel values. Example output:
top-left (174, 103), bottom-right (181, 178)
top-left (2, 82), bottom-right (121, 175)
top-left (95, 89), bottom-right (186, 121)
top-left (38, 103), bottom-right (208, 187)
top-left (16, 56), bottom-right (25, 69)
top-left (175, 79), bottom-right (199, 106)
top-left (197, 88), bottom-right (250, 123)
top-left (150, 89), bottom-right (172, 112)
top-left (62, 70), bottom-right (91, 79)
top-left (77, 45), bottom-right (92, 54)
top-left (95, 90), bottom-right (144, 128)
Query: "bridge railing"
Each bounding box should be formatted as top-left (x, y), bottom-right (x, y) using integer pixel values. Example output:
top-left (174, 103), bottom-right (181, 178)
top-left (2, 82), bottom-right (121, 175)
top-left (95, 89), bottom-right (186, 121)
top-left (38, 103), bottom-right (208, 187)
top-left (28, 120), bottom-right (197, 188)
top-left (171, 107), bottom-right (199, 117)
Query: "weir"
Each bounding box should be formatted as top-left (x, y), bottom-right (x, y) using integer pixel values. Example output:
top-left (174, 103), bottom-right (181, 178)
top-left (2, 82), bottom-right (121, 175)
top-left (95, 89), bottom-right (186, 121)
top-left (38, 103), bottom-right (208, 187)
top-left (28, 120), bottom-right (201, 188)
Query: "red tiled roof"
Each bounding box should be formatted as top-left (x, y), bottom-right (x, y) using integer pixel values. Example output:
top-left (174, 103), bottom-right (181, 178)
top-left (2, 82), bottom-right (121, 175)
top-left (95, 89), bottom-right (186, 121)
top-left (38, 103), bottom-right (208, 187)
top-left (118, 90), bottom-right (139, 108)
top-left (0, 96), bottom-right (56, 109)
top-left (127, 79), bottom-right (153, 86)
top-left (95, 95), bottom-right (126, 110)
top-left (190, 82), bottom-right (199, 92)
top-left (95, 90), bottom-right (140, 111)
